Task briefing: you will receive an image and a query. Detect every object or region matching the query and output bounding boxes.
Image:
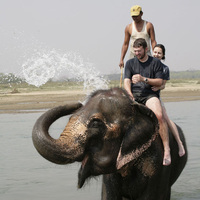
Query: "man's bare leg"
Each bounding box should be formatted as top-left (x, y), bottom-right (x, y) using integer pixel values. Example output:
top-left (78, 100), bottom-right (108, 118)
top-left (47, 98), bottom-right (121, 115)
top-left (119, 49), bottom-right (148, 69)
top-left (162, 105), bottom-right (185, 157)
top-left (159, 118), bottom-right (171, 165)
top-left (146, 97), bottom-right (171, 166)
top-left (169, 119), bottom-right (185, 157)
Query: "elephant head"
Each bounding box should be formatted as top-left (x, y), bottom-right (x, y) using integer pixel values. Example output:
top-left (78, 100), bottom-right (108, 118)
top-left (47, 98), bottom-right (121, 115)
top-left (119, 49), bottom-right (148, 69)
top-left (32, 88), bottom-right (160, 188)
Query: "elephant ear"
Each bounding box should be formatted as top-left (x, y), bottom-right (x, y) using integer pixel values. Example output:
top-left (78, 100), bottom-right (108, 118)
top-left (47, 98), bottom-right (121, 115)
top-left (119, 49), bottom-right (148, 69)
top-left (116, 103), bottom-right (159, 170)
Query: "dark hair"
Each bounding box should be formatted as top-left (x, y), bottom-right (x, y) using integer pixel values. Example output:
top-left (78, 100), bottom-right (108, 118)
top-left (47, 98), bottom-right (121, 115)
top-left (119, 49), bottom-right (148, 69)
top-left (133, 38), bottom-right (147, 49)
top-left (154, 44), bottom-right (166, 60)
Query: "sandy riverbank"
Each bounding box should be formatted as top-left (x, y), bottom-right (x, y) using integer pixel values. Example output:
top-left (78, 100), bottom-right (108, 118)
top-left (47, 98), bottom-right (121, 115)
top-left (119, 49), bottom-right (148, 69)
top-left (1, 82), bottom-right (200, 114)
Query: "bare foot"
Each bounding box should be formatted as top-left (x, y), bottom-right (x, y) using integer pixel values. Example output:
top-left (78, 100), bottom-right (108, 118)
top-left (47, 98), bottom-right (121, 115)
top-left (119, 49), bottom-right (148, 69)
top-left (163, 150), bottom-right (171, 166)
top-left (178, 143), bottom-right (185, 157)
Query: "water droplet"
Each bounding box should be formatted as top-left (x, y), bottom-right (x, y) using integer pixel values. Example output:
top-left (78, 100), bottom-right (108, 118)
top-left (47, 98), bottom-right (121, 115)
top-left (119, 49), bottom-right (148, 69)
top-left (21, 49), bottom-right (109, 91)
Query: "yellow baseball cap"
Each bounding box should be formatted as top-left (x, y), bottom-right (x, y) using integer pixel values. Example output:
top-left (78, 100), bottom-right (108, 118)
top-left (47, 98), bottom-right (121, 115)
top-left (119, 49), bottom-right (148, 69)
top-left (130, 5), bottom-right (142, 16)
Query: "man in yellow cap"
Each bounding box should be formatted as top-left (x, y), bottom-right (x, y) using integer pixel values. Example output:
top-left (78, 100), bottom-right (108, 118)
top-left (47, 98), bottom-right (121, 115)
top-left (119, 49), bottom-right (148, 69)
top-left (119, 5), bottom-right (157, 68)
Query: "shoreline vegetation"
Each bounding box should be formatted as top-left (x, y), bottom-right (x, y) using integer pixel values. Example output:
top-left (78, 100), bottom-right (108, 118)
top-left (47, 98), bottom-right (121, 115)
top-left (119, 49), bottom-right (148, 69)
top-left (0, 79), bottom-right (200, 114)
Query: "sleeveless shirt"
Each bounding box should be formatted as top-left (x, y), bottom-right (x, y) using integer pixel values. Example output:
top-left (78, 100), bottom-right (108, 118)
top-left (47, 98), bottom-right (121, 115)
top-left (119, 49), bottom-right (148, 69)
top-left (129, 21), bottom-right (151, 59)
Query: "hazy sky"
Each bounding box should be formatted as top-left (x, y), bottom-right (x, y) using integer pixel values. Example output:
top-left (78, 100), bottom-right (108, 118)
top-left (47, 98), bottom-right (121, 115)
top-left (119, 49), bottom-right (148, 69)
top-left (0, 0), bottom-right (200, 75)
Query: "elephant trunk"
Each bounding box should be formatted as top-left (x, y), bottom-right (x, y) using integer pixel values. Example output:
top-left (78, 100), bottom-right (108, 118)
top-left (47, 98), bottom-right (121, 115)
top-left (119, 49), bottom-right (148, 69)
top-left (32, 103), bottom-right (83, 164)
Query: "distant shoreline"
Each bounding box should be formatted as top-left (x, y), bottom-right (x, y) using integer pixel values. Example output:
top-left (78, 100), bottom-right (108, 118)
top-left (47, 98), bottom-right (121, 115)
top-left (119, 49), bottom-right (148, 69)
top-left (1, 84), bottom-right (200, 114)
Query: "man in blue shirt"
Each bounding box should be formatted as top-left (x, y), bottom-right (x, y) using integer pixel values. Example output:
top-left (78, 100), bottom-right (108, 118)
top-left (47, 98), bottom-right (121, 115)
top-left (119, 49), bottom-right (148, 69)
top-left (124, 38), bottom-right (171, 166)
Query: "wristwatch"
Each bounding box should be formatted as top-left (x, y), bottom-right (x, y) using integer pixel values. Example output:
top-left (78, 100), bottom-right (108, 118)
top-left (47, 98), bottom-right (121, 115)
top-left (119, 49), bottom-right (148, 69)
top-left (144, 78), bottom-right (148, 83)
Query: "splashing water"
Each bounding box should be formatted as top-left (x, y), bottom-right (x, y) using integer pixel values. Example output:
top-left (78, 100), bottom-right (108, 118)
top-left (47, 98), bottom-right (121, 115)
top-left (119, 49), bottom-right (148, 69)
top-left (21, 49), bottom-right (109, 90)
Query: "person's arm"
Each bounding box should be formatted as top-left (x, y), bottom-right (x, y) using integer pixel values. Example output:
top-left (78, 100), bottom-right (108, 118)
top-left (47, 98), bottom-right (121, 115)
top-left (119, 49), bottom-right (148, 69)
top-left (147, 22), bottom-right (157, 50)
top-left (145, 77), bottom-right (163, 86)
top-left (152, 65), bottom-right (170, 91)
top-left (119, 25), bottom-right (131, 68)
top-left (132, 74), bottom-right (163, 87)
top-left (152, 80), bottom-right (167, 91)
top-left (124, 78), bottom-right (134, 100)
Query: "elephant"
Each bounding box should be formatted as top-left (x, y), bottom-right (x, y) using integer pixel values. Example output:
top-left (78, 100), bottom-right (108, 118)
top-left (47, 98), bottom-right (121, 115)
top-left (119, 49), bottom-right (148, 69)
top-left (32, 87), bottom-right (187, 200)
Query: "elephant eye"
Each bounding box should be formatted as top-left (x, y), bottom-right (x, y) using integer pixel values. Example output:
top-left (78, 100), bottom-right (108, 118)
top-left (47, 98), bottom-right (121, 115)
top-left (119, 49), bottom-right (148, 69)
top-left (87, 118), bottom-right (106, 139)
top-left (86, 118), bottom-right (106, 150)
top-left (88, 118), bottom-right (103, 128)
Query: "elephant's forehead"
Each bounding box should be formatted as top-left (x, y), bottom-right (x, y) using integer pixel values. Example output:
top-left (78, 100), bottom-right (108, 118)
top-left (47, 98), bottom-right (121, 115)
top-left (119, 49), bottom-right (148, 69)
top-left (87, 95), bottom-right (126, 110)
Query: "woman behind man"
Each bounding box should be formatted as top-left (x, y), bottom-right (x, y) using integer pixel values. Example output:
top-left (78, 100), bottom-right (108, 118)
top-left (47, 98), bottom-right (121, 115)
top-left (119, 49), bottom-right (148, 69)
top-left (152, 44), bottom-right (185, 157)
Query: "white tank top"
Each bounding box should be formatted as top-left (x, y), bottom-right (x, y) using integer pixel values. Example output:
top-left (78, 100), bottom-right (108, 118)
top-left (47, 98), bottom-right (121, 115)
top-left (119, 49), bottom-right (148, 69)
top-left (129, 21), bottom-right (151, 58)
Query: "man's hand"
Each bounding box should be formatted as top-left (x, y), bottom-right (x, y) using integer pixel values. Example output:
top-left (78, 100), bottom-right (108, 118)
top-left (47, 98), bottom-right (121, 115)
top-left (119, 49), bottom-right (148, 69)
top-left (132, 74), bottom-right (144, 84)
top-left (119, 60), bottom-right (124, 68)
top-left (151, 86), bottom-right (160, 91)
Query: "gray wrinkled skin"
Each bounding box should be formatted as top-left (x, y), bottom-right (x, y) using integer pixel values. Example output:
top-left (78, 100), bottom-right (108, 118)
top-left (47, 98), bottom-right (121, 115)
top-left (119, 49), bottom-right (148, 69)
top-left (32, 88), bottom-right (187, 200)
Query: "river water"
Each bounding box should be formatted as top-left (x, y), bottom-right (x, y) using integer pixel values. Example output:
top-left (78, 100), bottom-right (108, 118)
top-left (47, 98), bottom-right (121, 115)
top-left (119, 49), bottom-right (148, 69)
top-left (1, 100), bottom-right (200, 200)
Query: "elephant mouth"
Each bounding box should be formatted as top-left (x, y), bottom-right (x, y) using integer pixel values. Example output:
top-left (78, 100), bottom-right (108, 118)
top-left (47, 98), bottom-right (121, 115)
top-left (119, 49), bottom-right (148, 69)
top-left (78, 153), bottom-right (112, 188)
top-left (78, 154), bottom-right (91, 188)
